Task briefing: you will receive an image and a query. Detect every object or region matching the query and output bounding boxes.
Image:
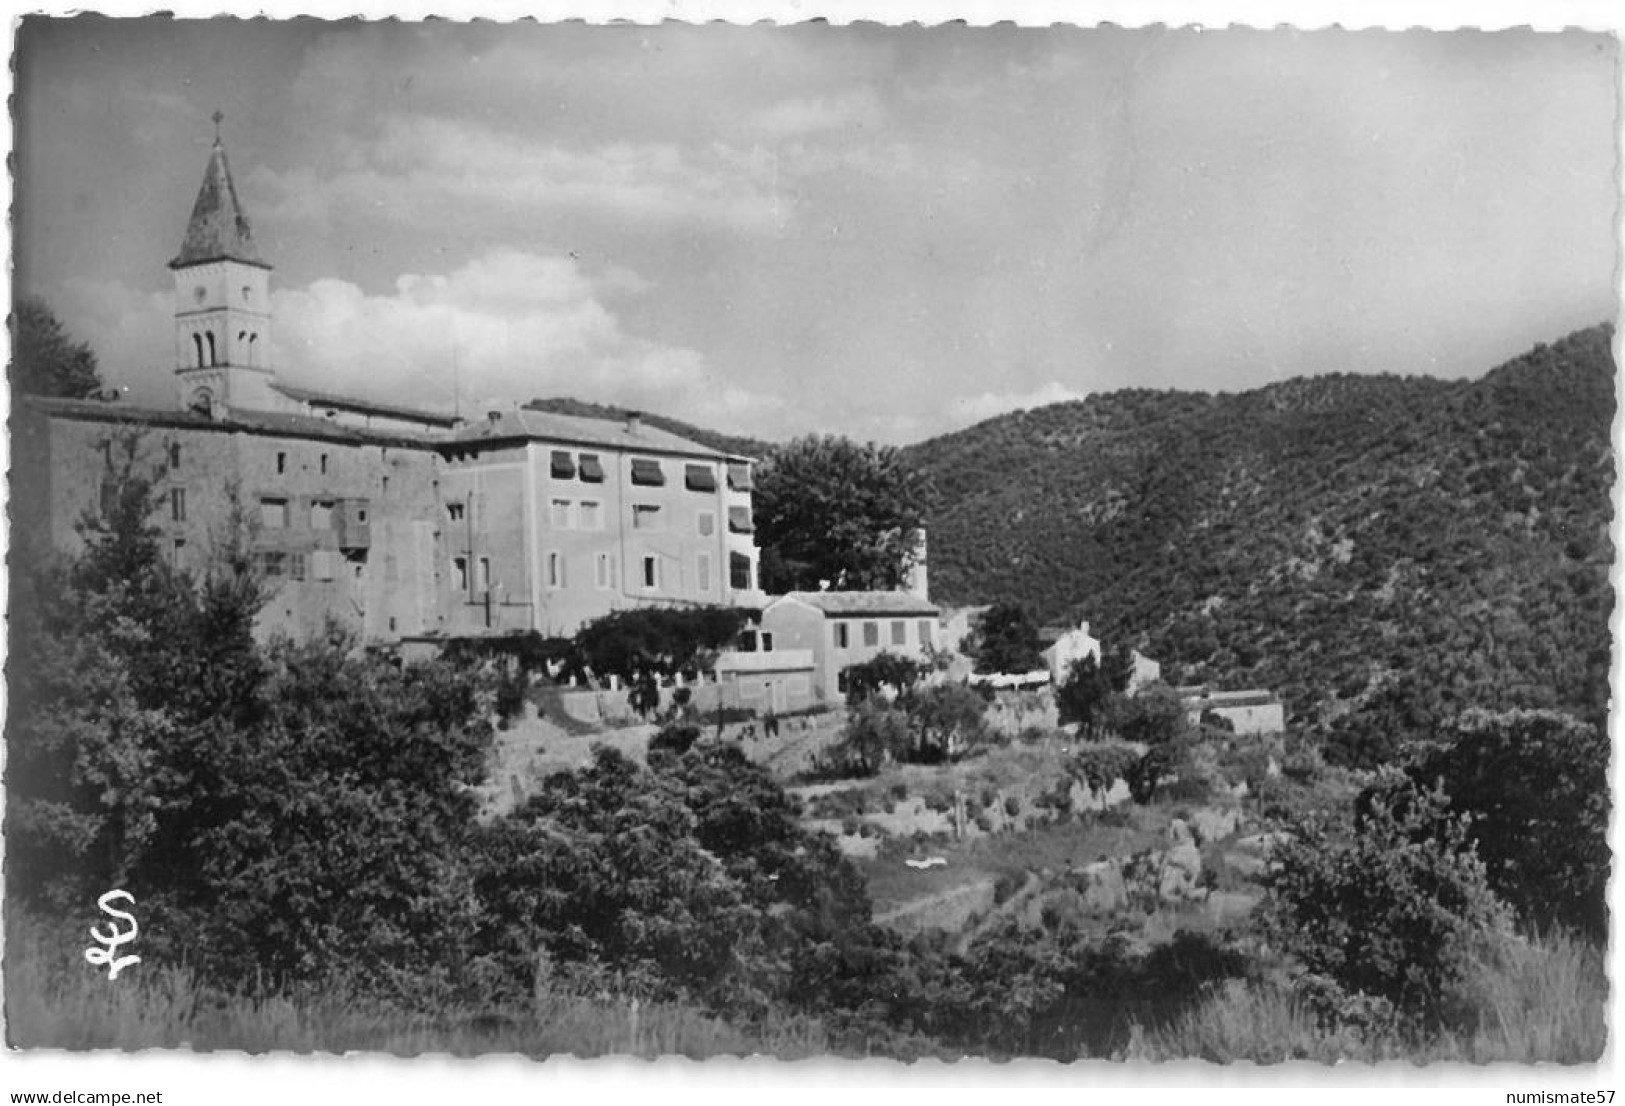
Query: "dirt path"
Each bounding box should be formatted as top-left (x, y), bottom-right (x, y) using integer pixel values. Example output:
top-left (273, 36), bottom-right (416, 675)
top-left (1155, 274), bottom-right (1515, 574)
top-left (873, 877), bottom-right (998, 935)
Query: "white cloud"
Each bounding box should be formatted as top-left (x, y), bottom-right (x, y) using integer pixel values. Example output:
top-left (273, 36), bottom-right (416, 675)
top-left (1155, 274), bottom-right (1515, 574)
top-left (255, 116), bottom-right (788, 234)
top-left (269, 249), bottom-right (708, 412)
top-left (748, 89), bottom-right (885, 138)
top-left (45, 251), bottom-right (791, 439)
top-left (952, 381), bottom-right (1089, 425)
top-left (53, 279), bottom-right (175, 407)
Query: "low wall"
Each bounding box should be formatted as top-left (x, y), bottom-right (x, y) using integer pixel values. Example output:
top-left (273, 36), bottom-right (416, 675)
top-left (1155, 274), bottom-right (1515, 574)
top-left (553, 670), bottom-right (821, 728)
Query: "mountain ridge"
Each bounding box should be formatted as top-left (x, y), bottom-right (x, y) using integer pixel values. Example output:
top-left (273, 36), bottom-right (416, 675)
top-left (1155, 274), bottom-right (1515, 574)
top-left (902, 322), bottom-right (1615, 751)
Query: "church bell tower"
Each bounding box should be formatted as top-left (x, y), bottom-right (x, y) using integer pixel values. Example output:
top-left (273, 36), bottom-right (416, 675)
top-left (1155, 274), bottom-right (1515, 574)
top-left (170, 112), bottom-right (275, 418)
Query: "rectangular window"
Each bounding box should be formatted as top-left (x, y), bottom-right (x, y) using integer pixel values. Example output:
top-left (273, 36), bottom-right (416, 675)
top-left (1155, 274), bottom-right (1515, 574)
top-left (918, 620), bottom-right (934, 648)
top-left (255, 551), bottom-right (288, 578)
top-left (171, 537), bottom-right (187, 570)
top-left (834, 623), bottom-right (850, 649)
top-left (642, 555), bottom-right (659, 590)
top-left (547, 552), bottom-right (564, 589)
top-left (319, 453), bottom-right (328, 475)
top-left (728, 505), bottom-right (754, 534)
top-left (729, 551), bottom-right (752, 592)
top-left (276, 451), bottom-right (287, 475)
top-left (452, 555), bottom-right (469, 593)
top-left (477, 557), bottom-right (491, 590)
top-left (551, 499), bottom-right (573, 529)
top-left (310, 500), bottom-right (334, 529)
top-left (550, 450), bottom-right (576, 479)
top-left (891, 620), bottom-right (906, 646)
top-left (697, 511), bottom-right (716, 537)
top-left (696, 552), bottom-right (712, 593)
top-left (761, 631), bottom-right (775, 653)
top-left (447, 501), bottom-right (465, 522)
top-left (312, 550), bottom-right (338, 581)
top-left (577, 500), bottom-right (602, 530)
top-left (630, 458), bottom-right (665, 486)
top-left (290, 553), bottom-right (307, 582)
top-left (863, 621), bottom-right (879, 647)
top-left (684, 463), bottom-right (718, 492)
top-left (169, 443), bottom-right (181, 470)
top-left (170, 487), bottom-right (187, 523)
top-left (735, 630), bottom-right (759, 653)
top-left (381, 476), bottom-right (390, 496)
top-left (578, 453), bottom-right (605, 483)
top-left (632, 504), bottom-right (662, 531)
top-left (595, 552), bottom-right (615, 590)
top-left (259, 497), bottom-right (289, 529)
top-left (726, 462), bottom-right (753, 491)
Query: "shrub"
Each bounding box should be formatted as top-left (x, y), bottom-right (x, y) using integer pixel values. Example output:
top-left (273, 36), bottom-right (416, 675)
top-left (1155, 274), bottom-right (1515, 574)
top-left (833, 697), bottom-right (913, 776)
top-left (1068, 741), bottom-right (1140, 794)
top-left (649, 723), bottom-right (702, 759)
top-left (1160, 769), bottom-right (1215, 805)
top-left (907, 682), bottom-right (990, 760)
top-left (840, 652), bottom-right (922, 703)
top-left (1406, 709), bottom-right (1608, 939)
top-left (1003, 796), bottom-right (1021, 818)
top-left (1260, 773), bottom-right (1511, 1031)
top-left (991, 872), bottom-right (1026, 906)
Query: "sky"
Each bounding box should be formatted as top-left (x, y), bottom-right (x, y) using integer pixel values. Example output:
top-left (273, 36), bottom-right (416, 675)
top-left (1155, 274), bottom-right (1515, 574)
top-left (13, 18), bottom-right (1619, 444)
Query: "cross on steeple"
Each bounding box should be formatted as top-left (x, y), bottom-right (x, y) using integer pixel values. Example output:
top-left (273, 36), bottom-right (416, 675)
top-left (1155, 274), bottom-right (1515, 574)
top-left (212, 110), bottom-right (224, 145)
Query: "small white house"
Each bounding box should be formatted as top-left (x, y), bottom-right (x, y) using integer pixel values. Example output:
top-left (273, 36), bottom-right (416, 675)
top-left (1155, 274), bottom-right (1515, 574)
top-left (1041, 620), bottom-right (1102, 684)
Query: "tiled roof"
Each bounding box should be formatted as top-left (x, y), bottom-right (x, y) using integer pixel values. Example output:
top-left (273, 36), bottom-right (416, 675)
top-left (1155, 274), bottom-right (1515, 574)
top-left (24, 396), bottom-right (439, 449)
top-left (169, 140), bottom-right (269, 270)
top-left (271, 382), bottom-right (461, 428)
top-left (447, 407), bottom-right (730, 460)
top-left (781, 590), bottom-right (940, 617)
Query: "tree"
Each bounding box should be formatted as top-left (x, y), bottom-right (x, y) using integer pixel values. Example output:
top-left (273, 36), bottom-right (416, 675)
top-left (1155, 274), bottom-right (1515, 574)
top-left (1261, 773), bottom-right (1510, 1033)
top-left (972, 602), bottom-right (1043, 675)
top-left (752, 435), bottom-right (932, 593)
top-left (840, 650), bottom-right (923, 703)
top-left (1055, 654), bottom-right (1113, 735)
top-left (1406, 709), bottom-right (1608, 938)
top-left (834, 697), bottom-right (913, 776)
top-left (13, 296), bottom-right (105, 399)
top-left (1108, 682), bottom-right (1190, 748)
top-left (909, 682), bottom-right (988, 760)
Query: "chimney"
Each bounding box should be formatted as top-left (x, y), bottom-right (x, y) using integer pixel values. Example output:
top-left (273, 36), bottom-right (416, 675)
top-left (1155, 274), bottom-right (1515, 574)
top-left (486, 410), bottom-right (502, 426)
top-left (905, 528), bottom-right (930, 601)
top-left (625, 410), bottom-right (642, 434)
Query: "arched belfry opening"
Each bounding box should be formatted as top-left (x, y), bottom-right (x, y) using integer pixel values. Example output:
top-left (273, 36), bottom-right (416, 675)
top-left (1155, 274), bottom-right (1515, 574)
top-left (170, 111), bottom-right (275, 414)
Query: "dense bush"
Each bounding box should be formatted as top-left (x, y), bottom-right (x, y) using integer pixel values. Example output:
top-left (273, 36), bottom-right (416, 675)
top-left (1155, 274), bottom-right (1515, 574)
top-left (830, 696), bottom-right (913, 776)
top-left (908, 682), bottom-right (990, 759)
top-left (970, 602), bottom-right (1045, 675)
top-left (1405, 709), bottom-right (1608, 938)
top-left (839, 651), bottom-right (922, 703)
top-left (1055, 648), bottom-right (1134, 735)
top-left (1260, 773), bottom-right (1510, 1032)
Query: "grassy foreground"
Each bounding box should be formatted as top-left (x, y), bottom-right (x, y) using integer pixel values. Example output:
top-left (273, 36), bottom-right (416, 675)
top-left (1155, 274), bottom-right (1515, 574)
top-left (4, 917), bottom-right (824, 1058)
top-left (1123, 929), bottom-right (1607, 1064)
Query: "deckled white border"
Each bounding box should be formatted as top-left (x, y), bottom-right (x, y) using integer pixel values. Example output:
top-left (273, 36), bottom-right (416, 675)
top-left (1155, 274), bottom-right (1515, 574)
top-left (2, 0), bottom-right (1621, 1102)
top-left (3, 0), bottom-right (1625, 25)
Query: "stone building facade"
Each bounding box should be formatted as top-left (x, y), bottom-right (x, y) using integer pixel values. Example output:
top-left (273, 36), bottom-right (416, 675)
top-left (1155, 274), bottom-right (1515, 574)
top-left (14, 130), bottom-right (765, 646)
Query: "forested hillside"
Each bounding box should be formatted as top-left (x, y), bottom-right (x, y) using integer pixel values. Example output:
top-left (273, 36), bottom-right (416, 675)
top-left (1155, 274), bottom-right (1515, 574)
top-left (906, 325), bottom-right (1615, 754)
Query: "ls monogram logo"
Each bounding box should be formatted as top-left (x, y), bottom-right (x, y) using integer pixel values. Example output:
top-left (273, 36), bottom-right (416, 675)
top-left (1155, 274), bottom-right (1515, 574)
top-left (83, 889), bottom-right (142, 980)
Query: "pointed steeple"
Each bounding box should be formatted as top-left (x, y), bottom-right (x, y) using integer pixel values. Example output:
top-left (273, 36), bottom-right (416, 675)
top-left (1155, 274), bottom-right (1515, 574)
top-left (169, 113), bottom-right (270, 271)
